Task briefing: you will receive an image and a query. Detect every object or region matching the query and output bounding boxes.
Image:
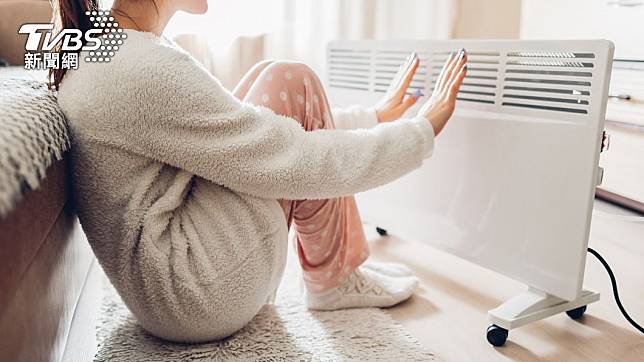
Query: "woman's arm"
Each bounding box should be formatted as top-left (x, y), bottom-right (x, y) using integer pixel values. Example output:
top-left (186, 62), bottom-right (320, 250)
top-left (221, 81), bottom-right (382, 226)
top-left (111, 102), bottom-right (435, 201)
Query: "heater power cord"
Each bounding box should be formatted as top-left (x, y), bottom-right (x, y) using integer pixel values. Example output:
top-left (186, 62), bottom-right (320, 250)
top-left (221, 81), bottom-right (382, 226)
top-left (587, 247), bottom-right (644, 334)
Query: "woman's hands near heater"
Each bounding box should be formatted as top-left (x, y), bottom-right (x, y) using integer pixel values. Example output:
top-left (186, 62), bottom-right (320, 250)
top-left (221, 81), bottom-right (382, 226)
top-left (419, 49), bottom-right (468, 136)
top-left (375, 54), bottom-right (422, 123)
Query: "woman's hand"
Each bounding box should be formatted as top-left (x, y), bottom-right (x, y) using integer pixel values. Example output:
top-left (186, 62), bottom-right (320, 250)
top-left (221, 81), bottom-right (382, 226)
top-left (375, 54), bottom-right (422, 123)
top-left (418, 49), bottom-right (468, 136)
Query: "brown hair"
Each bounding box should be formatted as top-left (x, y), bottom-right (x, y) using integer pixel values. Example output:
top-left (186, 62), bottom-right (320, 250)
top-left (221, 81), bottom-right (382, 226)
top-left (49, 0), bottom-right (98, 90)
top-left (49, 1), bottom-right (158, 90)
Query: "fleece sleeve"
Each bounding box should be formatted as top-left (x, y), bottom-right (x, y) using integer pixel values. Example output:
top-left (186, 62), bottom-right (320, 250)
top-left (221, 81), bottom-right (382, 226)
top-left (331, 105), bottom-right (380, 130)
top-left (100, 47), bottom-right (435, 201)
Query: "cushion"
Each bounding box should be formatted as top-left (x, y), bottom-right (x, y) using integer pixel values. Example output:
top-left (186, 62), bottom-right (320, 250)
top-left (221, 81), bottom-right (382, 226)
top-left (0, 0), bottom-right (53, 66)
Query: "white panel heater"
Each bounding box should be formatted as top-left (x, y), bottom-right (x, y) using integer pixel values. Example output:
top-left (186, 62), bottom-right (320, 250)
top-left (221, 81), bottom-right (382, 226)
top-left (326, 39), bottom-right (614, 344)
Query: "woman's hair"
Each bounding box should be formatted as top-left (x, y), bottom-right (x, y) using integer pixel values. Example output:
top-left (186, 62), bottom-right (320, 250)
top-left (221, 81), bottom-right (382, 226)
top-left (49, 0), bottom-right (99, 90)
top-left (49, 0), bottom-right (158, 90)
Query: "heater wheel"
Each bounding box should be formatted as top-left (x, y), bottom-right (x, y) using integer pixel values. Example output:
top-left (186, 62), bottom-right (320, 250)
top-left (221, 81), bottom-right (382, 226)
top-left (375, 227), bottom-right (388, 236)
top-left (565, 305), bottom-right (587, 320)
top-left (486, 325), bottom-right (508, 347)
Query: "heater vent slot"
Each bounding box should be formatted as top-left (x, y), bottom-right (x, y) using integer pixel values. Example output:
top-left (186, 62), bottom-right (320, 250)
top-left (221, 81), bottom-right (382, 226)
top-left (507, 51), bottom-right (595, 59)
top-left (328, 49), bottom-right (371, 91)
top-left (430, 51), bottom-right (501, 105)
top-left (501, 50), bottom-right (596, 115)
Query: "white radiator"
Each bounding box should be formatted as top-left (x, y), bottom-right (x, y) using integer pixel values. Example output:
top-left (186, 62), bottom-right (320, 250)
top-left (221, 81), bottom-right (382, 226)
top-left (326, 39), bottom-right (614, 341)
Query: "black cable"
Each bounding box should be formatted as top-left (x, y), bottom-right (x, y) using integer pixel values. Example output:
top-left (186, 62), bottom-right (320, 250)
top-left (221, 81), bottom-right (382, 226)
top-left (587, 247), bottom-right (644, 334)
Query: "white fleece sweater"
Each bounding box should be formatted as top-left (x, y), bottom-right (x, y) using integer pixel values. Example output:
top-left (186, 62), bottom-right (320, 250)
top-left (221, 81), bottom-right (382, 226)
top-left (57, 30), bottom-right (435, 343)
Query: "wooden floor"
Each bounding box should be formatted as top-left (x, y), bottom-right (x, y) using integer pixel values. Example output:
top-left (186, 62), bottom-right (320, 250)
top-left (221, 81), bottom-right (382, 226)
top-left (367, 200), bottom-right (644, 362)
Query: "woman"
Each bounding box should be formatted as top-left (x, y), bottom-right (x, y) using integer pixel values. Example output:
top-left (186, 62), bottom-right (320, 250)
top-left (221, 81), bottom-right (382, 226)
top-left (54, 0), bottom-right (467, 343)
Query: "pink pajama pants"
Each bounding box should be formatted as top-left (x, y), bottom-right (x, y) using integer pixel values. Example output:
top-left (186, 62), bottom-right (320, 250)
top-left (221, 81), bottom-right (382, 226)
top-left (232, 60), bottom-right (370, 293)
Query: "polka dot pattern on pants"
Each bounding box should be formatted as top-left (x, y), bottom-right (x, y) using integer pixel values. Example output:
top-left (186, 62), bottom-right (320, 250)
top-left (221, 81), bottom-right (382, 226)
top-left (236, 60), bottom-right (370, 294)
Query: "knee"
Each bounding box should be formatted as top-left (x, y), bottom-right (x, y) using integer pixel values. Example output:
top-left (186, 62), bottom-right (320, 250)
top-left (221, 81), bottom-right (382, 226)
top-left (251, 59), bottom-right (276, 72)
top-left (264, 60), bottom-right (320, 85)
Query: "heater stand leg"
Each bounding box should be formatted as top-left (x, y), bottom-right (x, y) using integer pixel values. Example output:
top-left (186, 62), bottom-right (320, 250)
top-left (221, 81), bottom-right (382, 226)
top-left (486, 287), bottom-right (600, 346)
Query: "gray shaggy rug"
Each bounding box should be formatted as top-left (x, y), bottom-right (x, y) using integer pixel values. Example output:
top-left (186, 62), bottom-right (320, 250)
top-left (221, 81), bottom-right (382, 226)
top-left (94, 247), bottom-right (437, 361)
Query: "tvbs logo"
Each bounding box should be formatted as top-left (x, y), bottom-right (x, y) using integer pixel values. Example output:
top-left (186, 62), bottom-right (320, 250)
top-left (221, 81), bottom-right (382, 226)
top-left (18, 10), bottom-right (124, 70)
top-left (19, 24), bottom-right (103, 52)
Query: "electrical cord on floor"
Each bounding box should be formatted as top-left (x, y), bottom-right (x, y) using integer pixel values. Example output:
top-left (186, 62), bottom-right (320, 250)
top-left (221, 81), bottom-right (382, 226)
top-left (587, 247), bottom-right (644, 334)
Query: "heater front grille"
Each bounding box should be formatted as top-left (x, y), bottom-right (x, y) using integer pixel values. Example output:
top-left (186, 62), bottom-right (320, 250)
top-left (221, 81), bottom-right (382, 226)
top-left (327, 41), bottom-right (605, 118)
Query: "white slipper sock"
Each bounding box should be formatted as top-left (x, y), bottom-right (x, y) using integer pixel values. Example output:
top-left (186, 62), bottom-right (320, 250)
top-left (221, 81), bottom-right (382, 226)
top-left (362, 261), bottom-right (414, 277)
top-left (305, 267), bottom-right (419, 311)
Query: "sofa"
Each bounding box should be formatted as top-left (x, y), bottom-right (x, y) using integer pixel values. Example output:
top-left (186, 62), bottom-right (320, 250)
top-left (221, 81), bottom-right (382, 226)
top-left (0, 154), bottom-right (101, 362)
top-left (0, 2), bottom-right (101, 361)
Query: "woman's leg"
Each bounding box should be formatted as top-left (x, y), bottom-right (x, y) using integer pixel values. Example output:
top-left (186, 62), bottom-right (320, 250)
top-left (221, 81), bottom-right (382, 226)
top-left (233, 60), bottom-right (275, 100)
top-left (238, 61), bottom-right (418, 309)
top-left (239, 61), bottom-right (370, 292)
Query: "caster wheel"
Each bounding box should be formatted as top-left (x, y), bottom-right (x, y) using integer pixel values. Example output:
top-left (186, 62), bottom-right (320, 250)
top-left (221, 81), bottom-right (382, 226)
top-left (566, 305), bottom-right (587, 320)
top-left (376, 227), bottom-right (388, 236)
top-left (486, 325), bottom-right (508, 347)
